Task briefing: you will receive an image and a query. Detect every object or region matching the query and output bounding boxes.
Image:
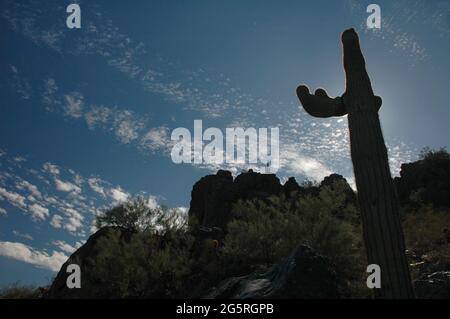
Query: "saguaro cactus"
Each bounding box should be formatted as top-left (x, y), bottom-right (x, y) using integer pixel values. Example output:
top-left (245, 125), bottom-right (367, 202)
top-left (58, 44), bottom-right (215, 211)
top-left (296, 29), bottom-right (414, 298)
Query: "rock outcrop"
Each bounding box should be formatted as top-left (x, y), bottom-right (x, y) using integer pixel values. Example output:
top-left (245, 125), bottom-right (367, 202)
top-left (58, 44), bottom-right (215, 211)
top-left (189, 170), bottom-right (236, 232)
top-left (321, 174), bottom-right (357, 206)
top-left (45, 227), bottom-right (133, 299)
top-left (394, 155), bottom-right (450, 207)
top-left (205, 245), bottom-right (346, 299)
top-left (189, 170), bottom-right (355, 232)
top-left (189, 169), bottom-right (283, 231)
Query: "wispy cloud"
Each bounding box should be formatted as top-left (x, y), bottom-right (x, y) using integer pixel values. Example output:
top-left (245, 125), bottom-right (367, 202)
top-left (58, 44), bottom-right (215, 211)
top-left (52, 240), bottom-right (82, 254)
top-left (109, 186), bottom-right (129, 204)
top-left (28, 203), bottom-right (49, 221)
top-left (0, 149), bottom-right (163, 240)
top-left (50, 214), bottom-right (63, 229)
top-left (87, 178), bottom-right (106, 197)
top-left (0, 187), bottom-right (27, 210)
top-left (1, 1), bottom-right (419, 187)
top-left (42, 162), bottom-right (60, 175)
top-left (0, 240), bottom-right (67, 272)
top-left (8, 65), bottom-right (32, 99)
top-left (15, 180), bottom-right (42, 199)
top-left (54, 178), bottom-right (81, 195)
top-left (64, 92), bottom-right (84, 119)
top-left (12, 230), bottom-right (33, 241)
top-left (346, 0), bottom-right (450, 64)
top-left (62, 208), bottom-right (84, 233)
top-left (140, 126), bottom-right (172, 154)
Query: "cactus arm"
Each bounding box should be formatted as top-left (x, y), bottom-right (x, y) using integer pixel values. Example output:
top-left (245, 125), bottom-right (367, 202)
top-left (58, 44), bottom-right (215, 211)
top-left (296, 85), bottom-right (347, 118)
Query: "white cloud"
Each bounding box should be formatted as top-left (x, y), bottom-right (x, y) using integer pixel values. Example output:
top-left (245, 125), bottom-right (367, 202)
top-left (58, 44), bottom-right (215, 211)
top-left (15, 180), bottom-right (42, 199)
top-left (52, 240), bottom-right (78, 254)
top-left (146, 196), bottom-right (159, 210)
top-left (63, 208), bottom-right (84, 233)
top-left (176, 206), bottom-right (188, 215)
top-left (14, 156), bottom-right (26, 163)
top-left (109, 186), bottom-right (129, 204)
top-left (84, 105), bottom-right (112, 129)
top-left (13, 230), bottom-right (33, 240)
top-left (346, 0), bottom-right (428, 63)
top-left (9, 64), bottom-right (32, 99)
top-left (28, 203), bottom-right (49, 221)
top-left (74, 101), bottom-right (146, 146)
top-left (280, 144), bottom-right (333, 182)
top-left (64, 92), bottom-right (84, 118)
top-left (73, 174), bottom-right (84, 187)
top-left (0, 187), bottom-right (27, 210)
top-left (55, 178), bottom-right (81, 194)
top-left (113, 111), bottom-right (145, 144)
top-left (87, 178), bottom-right (105, 196)
top-left (0, 207), bottom-right (7, 216)
top-left (43, 162), bottom-right (60, 175)
top-left (140, 126), bottom-right (171, 153)
top-left (0, 241), bottom-right (67, 272)
top-left (50, 214), bottom-right (63, 228)
top-left (42, 78), bottom-right (59, 110)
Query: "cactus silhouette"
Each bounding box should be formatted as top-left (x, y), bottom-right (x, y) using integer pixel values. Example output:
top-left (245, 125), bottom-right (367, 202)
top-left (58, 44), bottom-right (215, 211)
top-left (296, 29), bottom-right (414, 298)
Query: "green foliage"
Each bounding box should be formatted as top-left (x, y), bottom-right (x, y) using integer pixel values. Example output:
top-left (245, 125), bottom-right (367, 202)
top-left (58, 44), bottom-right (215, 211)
top-left (84, 229), bottom-right (193, 298)
top-left (402, 204), bottom-right (450, 280)
top-left (403, 205), bottom-right (450, 254)
top-left (222, 187), bottom-right (364, 282)
top-left (87, 199), bottom-right (194, 298)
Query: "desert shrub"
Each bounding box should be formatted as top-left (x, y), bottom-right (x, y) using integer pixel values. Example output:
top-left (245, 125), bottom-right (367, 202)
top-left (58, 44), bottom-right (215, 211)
top-left (88, 198), bottom-right (194, 298)
top-left (84, 230), bottom-right (192, 298)
top-left (222, 187), bottom-right (364, 281)
top-left (402, 203), bottom-right (450, 280)
top-left (0, 283), bottom-right (44, 299)
top-left (403, 205), bottom-right (450, 255)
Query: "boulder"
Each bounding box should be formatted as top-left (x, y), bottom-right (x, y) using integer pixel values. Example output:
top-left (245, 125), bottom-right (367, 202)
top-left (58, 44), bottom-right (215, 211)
top-left (205, 245), bottom-right (346, 299)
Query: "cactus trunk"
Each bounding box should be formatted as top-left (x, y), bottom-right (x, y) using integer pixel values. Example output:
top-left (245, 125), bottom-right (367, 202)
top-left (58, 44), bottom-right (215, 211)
top-left (296, 29), bottom-right (414, 298)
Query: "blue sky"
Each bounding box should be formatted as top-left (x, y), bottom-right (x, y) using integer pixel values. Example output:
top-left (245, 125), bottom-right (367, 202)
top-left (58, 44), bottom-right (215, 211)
top-left (0, 0), bottom-right (449, 287)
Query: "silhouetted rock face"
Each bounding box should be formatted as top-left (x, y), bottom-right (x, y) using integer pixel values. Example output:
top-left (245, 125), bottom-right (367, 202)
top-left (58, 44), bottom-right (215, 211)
top-left (45, 227), bottom-right (132, 299)
top-left (414, 271), bottom-right (450, 299)
top-left (189, 170), bottom-right (283, 230)
top-left (189, 170), bottom-right (235, 230)
top-left (283, 177), bottom-right (301, 196)
top-left (205, 245), bottom-right (346, 299)
top-left (234, 169), bottom-right (283, 200)
top-left (321, 174), bottom-right (356, 204)
top-left (189, 170), bottom-right (357, 231)
top-left (394, 157), bottom-right (450, 207)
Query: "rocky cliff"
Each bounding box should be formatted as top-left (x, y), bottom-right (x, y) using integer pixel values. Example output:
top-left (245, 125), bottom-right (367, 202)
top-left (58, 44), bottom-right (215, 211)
top-left (189, 169), bottom-right (354, 232)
